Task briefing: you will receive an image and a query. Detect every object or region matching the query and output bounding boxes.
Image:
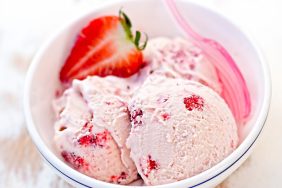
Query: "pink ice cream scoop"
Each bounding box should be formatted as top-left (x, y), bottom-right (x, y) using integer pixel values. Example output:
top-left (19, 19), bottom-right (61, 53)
top-left (53, 76), bottom-right (138, 185)
top-left (141, 37), bottom-right (222, 94)
top-left (126, 75), bottom-right (238, 185)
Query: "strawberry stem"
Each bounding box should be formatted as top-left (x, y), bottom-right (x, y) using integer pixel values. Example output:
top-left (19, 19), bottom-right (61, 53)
top-left (119, 9), bottom-right (133, 39)
top-left (119, 9), bottom-right (132, 28)
top-left (135, 31), bottom-right (141, 46)
top-left (119, 9), bottom-right (148, 51)
top-left (135, 31), bottom-right (148, 50)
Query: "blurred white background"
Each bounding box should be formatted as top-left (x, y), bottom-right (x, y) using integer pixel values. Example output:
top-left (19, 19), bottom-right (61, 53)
top-left (0, 0), bottom-right (281, 187)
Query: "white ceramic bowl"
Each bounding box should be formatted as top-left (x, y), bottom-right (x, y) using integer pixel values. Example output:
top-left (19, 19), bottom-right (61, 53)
top-left (24, 0), bottom-right (271, 187)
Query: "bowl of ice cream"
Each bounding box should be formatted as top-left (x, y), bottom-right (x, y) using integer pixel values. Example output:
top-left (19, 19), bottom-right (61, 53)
top-left (24, 0), bottom-right (271, 187)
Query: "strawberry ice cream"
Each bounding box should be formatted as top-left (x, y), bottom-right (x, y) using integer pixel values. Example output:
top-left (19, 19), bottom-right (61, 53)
top-left (53, 76), bottom-right (138, 185)
top-left (53, 12), bottom-right (242, 185)
top-left (126, 75), bottom-right (238, 185)
top-left (141, 37), bottom-right (222, 94)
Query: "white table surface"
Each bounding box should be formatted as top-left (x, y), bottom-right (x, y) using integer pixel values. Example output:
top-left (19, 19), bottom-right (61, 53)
top-left (0, 0), bottom-right (281, 187)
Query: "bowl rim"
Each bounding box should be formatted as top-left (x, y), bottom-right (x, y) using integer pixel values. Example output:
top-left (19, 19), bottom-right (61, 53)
top-left (23, 0), bottom-right (271, 187)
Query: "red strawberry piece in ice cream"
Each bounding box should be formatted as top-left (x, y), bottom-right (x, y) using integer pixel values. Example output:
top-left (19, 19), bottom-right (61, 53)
top-left (78, 130), bottom-right (110, 147)
top-left (61, 151), bottom-right (88, 170)
top-left (130, 108), bottom-right (143, 127)
top-left (183, 94), bottom-right (204, 111)
top-left (161, 113), bottom-right (170, 121)
top-left (141, 155), bottom-right (159, 177)
top-left (110, 172), bottom-right (128, 184)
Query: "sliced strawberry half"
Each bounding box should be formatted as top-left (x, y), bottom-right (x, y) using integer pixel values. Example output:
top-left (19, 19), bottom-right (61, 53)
top-left (60, 10), bottom-right (148, 83)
